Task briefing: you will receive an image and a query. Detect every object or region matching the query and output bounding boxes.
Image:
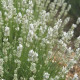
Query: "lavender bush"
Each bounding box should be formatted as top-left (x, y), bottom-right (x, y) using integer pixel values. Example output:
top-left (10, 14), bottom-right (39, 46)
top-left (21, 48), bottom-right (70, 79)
top-left (0, 0), bottom-right (80, 80)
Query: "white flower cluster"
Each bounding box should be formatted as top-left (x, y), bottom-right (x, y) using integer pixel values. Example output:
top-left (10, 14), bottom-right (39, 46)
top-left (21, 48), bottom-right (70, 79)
top-left (0, 58), bottom-right (4, 77)
top-left (62, 24), bottom-right (77, 44)
top-left (29, 76), bottom-right (34, 80)
top-left (16, 12), bottom-right (22, 24)
top-left (30, 63), bottom-right (36, 73)
top-left (28, 50), bottom-right (38, 62)
top-left (58, 39), bottom-right (67, 53)
top-left (1, 0), bottom-right (15, 20)
top-left (27, 24), bottom-right (35, 42)
top-left (75, 36), bottom-right (80, 48)
top-left (16, 44), bottom-right (23, 58)
top-left (4, 26), bottom-right (10, 36)
top-left (76, 17), bottom-right (80, 24)
top-left (72, 73), bottom-right (79, 80)
top-left (43, 72), bottom-right (50, 80)
top-left (13, 73), bottom-right (18, 80)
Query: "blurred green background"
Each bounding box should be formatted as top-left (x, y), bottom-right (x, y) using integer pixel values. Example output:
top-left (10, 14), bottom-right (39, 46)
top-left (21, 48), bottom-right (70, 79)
top-left (66, 0), bottom-right (80, 19)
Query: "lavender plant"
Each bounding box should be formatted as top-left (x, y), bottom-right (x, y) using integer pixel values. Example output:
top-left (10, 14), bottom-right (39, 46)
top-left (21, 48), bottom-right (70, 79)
top-left (0, 0), bottom-right (80, 80)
